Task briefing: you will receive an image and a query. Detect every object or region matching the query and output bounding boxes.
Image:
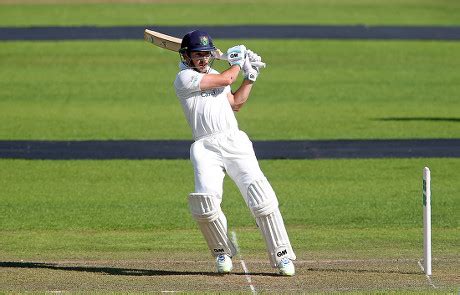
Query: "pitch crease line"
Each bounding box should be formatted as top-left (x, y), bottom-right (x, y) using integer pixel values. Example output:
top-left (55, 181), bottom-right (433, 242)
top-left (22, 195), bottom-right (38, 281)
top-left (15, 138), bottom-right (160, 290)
top-left (231, 231), bottom-right (256, 294)
top-left (417, 260), bottom-right (437, 288)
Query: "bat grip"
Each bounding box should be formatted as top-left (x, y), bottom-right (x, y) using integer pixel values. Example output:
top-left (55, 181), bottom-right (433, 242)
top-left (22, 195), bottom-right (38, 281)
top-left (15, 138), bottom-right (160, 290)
top-left (216, 52), bottom-right (266, 68)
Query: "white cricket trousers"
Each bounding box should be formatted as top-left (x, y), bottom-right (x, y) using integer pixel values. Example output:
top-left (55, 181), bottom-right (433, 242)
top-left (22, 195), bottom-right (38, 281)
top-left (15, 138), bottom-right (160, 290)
top-left (190, 129), bottom-right (265, 201)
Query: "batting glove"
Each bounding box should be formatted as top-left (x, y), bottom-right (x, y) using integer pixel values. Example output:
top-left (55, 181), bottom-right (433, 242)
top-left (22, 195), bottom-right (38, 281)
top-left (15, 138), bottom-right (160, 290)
top-left (242, 55), bottom-right (260, 82)
top-left (247, 48), bottom-right (266, 68)
top-left (226, 45), bottom-right (246, 68)
top-left (247, 49), bottom-right (261, 63)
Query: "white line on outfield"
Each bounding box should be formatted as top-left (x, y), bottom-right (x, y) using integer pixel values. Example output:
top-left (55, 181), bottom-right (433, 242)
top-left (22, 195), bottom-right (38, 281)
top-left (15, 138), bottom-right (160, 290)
top-left (231, 231), bottom-right (256, 294)
top-left (417, 260), bottom-right (437, 289)
top-left (54, 257), bottom-right (453, 265)
top-left (274, 258), bottom-right (450, 264)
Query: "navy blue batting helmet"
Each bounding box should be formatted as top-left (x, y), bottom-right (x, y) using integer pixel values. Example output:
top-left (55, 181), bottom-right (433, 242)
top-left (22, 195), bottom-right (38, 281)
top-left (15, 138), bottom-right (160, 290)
top-left (180, 30), bottom-right (216, 53)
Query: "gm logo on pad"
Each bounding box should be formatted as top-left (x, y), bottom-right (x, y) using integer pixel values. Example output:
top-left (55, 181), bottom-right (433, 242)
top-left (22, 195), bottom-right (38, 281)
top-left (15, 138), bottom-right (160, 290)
top-left (277, 249), bottom-right (287, 257)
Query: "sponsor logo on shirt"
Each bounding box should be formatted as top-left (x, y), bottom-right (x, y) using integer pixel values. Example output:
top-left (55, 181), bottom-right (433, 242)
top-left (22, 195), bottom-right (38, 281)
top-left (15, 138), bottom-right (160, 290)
top-left (201, 88), bottom-right (225, 97)
top-left (201, 89), bottom-right (218, 97)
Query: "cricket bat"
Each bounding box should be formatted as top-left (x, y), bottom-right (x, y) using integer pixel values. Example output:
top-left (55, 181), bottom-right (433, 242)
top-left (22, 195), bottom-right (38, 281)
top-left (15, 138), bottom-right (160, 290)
top-left (144, 29), bottom-right (266, 67)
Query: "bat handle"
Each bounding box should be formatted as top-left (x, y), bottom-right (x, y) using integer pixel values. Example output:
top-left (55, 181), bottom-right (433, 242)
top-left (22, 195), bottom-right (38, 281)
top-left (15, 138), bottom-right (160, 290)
top-left (214, 49), bottom-right (228, 60)
top-left (250, 61), bottom-right (267, 68)
top-left (215, 50), bottom-right (266, 68)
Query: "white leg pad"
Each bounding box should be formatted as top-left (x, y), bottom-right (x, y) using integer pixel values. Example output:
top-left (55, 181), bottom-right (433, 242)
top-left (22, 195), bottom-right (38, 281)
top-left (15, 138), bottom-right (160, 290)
top-left (189, 193), bottom-right (237, 257)
top-left (247, 179), bottom-right (296, 267)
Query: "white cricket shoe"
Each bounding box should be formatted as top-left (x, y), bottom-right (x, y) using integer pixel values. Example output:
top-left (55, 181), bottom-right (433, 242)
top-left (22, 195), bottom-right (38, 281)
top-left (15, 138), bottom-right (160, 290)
top-left (277, 257), bottom-right (295, 276)
top-left (216, 254), bottom-right (233, 274)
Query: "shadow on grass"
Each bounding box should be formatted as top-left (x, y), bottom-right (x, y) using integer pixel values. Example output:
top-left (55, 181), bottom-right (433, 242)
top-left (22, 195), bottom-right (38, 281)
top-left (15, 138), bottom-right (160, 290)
top-left (375, 117), bottom-right (460, 123)
top-left (0, 261), bottom-right (278, 277)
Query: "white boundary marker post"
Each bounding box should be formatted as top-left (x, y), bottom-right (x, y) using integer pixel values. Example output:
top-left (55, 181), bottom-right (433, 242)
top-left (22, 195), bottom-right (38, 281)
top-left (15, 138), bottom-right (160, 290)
top-left (423, 167), bottom-right (432, 276)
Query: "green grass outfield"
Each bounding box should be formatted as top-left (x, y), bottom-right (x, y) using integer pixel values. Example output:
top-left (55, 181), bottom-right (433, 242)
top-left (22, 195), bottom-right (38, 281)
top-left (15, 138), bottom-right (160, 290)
top-left (1, 0), bottom-right (459, 292)
top-left (1, 40), bottom-right (459, 140)
top-left (2, 159), bottom-right (458, 232)
top-left (0, 158), bottom-right (459, 292)
top-left (0, 0), bottom-right (459, 27)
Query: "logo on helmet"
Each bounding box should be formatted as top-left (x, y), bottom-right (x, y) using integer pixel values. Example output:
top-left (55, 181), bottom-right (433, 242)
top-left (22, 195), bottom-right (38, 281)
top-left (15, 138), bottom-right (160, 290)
top-left (200, 36), bottom-right (209, 46)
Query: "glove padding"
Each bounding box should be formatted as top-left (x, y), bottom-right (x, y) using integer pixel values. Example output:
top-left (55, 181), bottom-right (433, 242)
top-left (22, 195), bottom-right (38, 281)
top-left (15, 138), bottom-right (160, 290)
top-left (247, 49), bottom-right (266, 68)
top-left (247, 49), bottom-right (262, 63)
top-left (226, 45), bottom-right (246, 68)
top-left (242, 55), bottom-right (260, 82)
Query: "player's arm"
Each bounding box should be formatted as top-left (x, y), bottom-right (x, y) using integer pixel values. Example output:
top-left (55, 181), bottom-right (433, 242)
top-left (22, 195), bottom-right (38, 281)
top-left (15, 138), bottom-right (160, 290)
top-left (228, 54), bottom-right (261, 112)
top-left (200, 45), bottom-right (246, 90)
top-left (200, 65), bottom-right (240, 90)
top-left (227, 80), bottom-right (253, 112)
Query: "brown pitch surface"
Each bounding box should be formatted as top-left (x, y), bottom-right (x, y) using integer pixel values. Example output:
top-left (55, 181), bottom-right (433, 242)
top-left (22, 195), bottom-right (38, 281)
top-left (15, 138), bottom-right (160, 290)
top-left (1, 256), bottom-right (457, 293)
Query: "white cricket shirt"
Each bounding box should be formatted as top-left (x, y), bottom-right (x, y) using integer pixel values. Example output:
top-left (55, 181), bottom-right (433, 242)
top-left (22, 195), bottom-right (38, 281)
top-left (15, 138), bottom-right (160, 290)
top-left (174, 62), bottom-right (239, 140)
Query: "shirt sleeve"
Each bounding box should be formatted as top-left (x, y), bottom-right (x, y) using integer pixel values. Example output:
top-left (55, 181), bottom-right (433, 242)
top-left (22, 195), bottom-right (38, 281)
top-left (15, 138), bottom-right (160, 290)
top-left (174, 69), bottom-right (204, 97)
top-left (224, 85), bottom-right (231, 94)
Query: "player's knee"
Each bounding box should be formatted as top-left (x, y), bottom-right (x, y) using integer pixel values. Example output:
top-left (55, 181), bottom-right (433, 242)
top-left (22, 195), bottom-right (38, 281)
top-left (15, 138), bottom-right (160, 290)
top-left (247, 179), bottom-right (279, 217)
top-left (194, 184), bottom-right (223, 199)
top-left (188, 193), bottom-right (220, 222)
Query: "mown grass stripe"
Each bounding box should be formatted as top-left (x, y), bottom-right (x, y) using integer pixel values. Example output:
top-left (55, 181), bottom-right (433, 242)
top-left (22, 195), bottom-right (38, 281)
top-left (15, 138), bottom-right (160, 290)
top-left (1, 25), bottom-right (460, 41)
top-left (1, 139), bottom-right (459, 159)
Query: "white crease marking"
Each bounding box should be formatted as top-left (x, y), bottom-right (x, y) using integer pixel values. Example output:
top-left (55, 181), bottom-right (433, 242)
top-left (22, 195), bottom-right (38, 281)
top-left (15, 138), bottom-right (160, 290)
top-left (231, 231), bottom-right (256, 294)
top-left (418, 260), bottom-right (437, 289)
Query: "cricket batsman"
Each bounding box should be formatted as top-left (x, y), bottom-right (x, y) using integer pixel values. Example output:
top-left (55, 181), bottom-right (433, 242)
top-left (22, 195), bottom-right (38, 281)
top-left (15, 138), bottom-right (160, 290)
top-left (174, 30), bottom-right (296, 276)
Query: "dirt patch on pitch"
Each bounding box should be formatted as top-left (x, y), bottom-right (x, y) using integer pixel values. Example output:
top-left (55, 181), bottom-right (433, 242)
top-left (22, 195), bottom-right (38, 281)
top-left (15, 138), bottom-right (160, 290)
top-left (0, 257), bottom-right (458, 292)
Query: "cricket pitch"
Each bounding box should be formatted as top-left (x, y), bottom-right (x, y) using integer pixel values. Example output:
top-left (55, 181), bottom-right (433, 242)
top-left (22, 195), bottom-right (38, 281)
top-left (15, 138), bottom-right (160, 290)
top-left (1, 255), bottom-right (458, 293)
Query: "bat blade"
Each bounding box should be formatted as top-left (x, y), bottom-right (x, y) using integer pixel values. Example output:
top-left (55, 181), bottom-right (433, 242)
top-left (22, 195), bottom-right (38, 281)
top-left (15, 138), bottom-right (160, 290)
top-left (144, 29), bottom-right (226, 60)
top-left (144, 29), bottom-right (266, 67)
top-left (144, 29), bottom-right (182, 52)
